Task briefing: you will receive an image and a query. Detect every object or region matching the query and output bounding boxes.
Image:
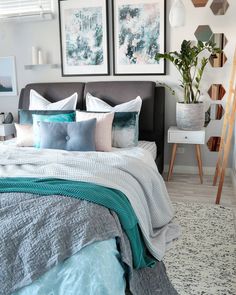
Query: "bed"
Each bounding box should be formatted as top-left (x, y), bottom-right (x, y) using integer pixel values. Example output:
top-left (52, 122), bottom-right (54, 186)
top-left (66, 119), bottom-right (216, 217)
top-left (0, 81), bottom-right (180, 295)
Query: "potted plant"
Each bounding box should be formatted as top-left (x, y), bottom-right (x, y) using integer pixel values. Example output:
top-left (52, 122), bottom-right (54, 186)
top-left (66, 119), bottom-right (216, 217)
top-left (155, 40), bottom-right (220, 130)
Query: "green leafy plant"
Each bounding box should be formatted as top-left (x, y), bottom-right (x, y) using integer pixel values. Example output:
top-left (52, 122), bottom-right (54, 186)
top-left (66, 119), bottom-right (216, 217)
top-left (155, 40), bottom-right (220, 104)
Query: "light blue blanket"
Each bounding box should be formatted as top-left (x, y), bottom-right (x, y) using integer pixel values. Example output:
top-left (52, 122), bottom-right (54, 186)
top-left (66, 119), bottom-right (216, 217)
top-left (13, 239), bottom-right (126, 295)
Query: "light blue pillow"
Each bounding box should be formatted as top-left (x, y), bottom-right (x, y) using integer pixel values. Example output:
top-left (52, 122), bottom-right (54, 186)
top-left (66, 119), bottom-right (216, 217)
top-left (32, 112), bottom-right (75, 148)
top-left (112, 112), bottom-right (139, 148)
top-left (39, 120), bottom-right (96, 151)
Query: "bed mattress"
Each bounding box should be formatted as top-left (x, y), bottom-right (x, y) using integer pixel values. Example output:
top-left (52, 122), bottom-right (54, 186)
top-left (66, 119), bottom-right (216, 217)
top-left (1, 138), bottom-right (157, 159)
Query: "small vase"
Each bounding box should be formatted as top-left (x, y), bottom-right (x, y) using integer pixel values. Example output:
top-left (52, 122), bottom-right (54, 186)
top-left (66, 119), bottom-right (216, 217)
top-left (176, 102), bottom-right (205, 131)
top-left (31, 46), bottom-right (38, 65)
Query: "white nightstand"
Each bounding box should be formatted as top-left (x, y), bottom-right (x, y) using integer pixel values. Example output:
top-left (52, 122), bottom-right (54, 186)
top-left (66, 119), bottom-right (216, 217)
top-left (167, 126), bottom-right (205, 183)
top-left (0, 123), bottom-right (16, 141)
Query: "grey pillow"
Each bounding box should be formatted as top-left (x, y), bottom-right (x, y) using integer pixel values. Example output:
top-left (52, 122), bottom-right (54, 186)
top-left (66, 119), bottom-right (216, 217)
top-left (39, 119), bottom-right (96, 151)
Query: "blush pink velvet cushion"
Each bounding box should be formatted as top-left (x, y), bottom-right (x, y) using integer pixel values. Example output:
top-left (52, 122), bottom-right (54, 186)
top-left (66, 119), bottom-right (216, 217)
top-left (76, 111), bottom-right (114, 152)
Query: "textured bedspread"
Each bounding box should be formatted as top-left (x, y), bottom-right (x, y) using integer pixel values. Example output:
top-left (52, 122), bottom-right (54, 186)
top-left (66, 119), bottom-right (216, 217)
top-left (0, 177), bottom-right (155, 269)
top-left (0, 192), bottom-right (177, 295)
top-left (0, 145), bottom-right (180, 261)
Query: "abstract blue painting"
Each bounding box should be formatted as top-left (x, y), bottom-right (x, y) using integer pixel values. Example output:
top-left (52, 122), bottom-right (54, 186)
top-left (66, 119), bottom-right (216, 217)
top-left (118, 4), bottom-right (160, 65)
top-left (59, 0), bottom-right (109, 76)
top-left (65, 7), bottom-right (103, 66)
top-left (113, 0), bottom-right (166, 75)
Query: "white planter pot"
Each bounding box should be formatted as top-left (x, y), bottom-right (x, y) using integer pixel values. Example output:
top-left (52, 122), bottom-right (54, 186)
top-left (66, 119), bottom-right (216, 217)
top-left (176, 102), bottom-right (205, 131)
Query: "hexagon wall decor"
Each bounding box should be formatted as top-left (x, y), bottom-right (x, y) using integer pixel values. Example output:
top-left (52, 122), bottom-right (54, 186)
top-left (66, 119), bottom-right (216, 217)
top-left (207, 136), bottom-right (221, 152)
top-left (208, 84), bottom-right (226, 100)
top-left (194, 25), bottom-right (213, 42)
top-left (205, 104), bottom-right (224, 126)
top-left (191, 0), bottom-right (209, 7)
top-left (210, 0), bottom-right (229, 15)
top-left (210, 33), bottom-right (228, 50)
top-left (209, 52), bottom-right (227, 67)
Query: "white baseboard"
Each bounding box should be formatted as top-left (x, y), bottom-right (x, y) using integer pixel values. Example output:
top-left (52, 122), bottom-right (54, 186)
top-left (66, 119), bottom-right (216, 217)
top-left (164, 165), bottom-right (232, 176)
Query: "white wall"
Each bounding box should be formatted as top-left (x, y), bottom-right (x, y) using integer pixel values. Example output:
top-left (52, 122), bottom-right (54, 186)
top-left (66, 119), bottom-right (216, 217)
top-left (0, 0), bottom-right (236, 169)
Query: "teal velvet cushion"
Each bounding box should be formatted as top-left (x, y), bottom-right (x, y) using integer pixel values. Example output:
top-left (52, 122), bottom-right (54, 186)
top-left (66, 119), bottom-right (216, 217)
top-left (32, 113), bottom-right (76, 148)
top-left (77, 111), bottom-right (139, 148)
top-left (18, 110), bottom-right (75, 125)
top-left (112, 112), bottom-right (139, 148)
top-left (39, 120), bottom-right (96, 151)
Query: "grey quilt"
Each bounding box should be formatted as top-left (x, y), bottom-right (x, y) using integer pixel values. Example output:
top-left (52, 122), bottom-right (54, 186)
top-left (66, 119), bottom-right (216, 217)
top-left (0, 192), bottom-right (177, 295)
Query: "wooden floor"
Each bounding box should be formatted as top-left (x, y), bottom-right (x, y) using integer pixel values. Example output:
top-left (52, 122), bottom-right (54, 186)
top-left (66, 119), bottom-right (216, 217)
top-left (164, 173), bottom-right (236, 213)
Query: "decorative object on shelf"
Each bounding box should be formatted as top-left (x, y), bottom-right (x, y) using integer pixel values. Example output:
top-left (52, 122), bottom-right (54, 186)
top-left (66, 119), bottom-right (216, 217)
top-left (31, 46), bottom-right (38, 65)
top-left (58, 0), bottom-right (109, 76)
top-left (155, 40), bottom-right (220, 130)
top-left (191, 0), bottom-right (209, 7)
top-left (0, 56), bottom-right (17, 96)
top-left (112, 0), bottom-right (166, 75)
top-left (3, 112), bottom-right (14, 124)
top-left (38, 49), bottom-right (44, 65)
top-left (31, 47), bottom-right (46, 65)
top-left (210, 0), bottom-right (229, 15)
top-left (169, 0), bottom-right (185, 28)
top-left (0, 112), bottom-right (5, 124)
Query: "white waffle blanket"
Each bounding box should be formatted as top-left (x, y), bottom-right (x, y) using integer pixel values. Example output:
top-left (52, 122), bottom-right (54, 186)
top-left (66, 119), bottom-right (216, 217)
top-left (0, 144), bottom-right (180, 260)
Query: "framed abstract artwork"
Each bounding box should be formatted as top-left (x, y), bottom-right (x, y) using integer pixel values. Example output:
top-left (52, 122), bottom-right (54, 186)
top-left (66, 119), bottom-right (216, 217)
top-left (59, 0), bottom-right (110, 76)
top-left (0, 56), bottom-right (17, 96)
top-left (112, 0), bottom-right (166, 75)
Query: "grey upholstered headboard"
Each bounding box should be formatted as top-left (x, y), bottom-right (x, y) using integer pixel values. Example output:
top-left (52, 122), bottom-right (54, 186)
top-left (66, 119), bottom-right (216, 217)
top-left (19, 81), bottom-right (165, 173)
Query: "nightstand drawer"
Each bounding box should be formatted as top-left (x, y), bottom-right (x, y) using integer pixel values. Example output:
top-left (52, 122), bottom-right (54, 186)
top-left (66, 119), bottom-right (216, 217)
top-left (168, 129), bottom-right (205, 144)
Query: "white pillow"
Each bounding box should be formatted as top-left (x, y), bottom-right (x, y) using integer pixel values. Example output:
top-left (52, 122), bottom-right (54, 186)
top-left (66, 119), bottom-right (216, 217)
top-left (29, 89), bottom-right (78, 111)
top-left (86, 92), bottom-right (142, 113)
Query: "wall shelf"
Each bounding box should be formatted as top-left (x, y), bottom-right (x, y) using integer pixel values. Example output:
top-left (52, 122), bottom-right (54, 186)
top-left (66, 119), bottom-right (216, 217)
top-left (24, 64), bottom-right (60, 70)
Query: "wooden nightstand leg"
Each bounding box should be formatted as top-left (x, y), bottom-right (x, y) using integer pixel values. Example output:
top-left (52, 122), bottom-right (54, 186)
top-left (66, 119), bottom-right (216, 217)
top-left (167, 143), bottom-right (177, 181)
top-left (195, 144), bottom-right (203, 184)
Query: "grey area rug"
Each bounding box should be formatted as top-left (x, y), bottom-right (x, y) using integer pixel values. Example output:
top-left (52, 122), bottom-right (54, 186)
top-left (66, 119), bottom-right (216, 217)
top-left (164, 201), bottom-right (236, 295)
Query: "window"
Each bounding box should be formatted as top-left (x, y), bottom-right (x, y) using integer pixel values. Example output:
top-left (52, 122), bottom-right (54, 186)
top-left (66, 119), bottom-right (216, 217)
top-left (0, 0), bottom-right (54, 20)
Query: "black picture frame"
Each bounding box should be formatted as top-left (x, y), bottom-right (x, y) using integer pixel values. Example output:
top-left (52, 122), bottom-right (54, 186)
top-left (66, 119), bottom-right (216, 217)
top-left (112, 0), bottom-right (166, 75)
top-left (58, 0), bottom-right (110, 76)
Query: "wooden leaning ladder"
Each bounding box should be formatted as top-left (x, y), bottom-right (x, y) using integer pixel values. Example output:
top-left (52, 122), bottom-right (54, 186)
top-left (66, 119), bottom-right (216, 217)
top-left (213, 48), bottom-right (236, 204)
